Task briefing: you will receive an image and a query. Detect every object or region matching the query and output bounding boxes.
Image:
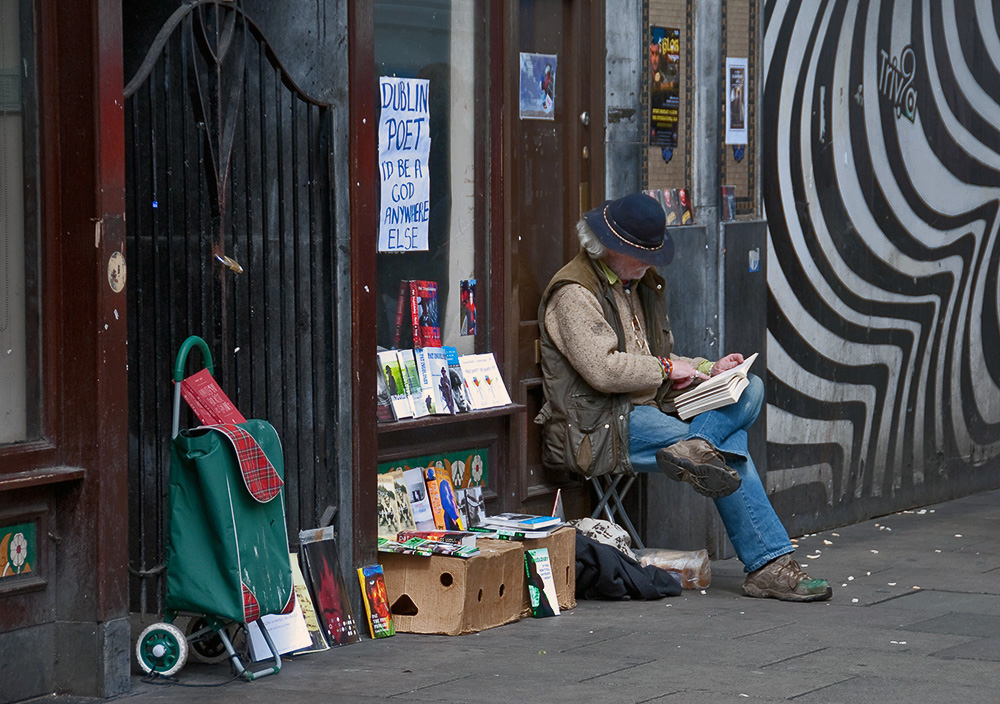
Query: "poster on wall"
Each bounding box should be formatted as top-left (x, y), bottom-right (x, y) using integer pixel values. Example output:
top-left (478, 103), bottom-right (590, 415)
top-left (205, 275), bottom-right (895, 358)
top-left (725, 57), bottom-right (748, 145)
top-left (649, 27), bottom-right (680, 161)
top-left (460, 279), bottom-right (476, 336)
top-left (377, 76), bottom-right (431, 253)
top-left (519, 53), bottom-right (557, 120)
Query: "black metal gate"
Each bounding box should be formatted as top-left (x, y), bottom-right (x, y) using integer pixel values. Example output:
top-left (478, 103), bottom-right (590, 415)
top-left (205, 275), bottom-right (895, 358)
top-left (123, 0), bottom-right (341, 614)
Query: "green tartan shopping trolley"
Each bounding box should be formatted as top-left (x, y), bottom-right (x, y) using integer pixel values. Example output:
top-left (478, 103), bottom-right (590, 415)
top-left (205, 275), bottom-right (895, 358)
top-left (134, 336), bottom-right (293, 680)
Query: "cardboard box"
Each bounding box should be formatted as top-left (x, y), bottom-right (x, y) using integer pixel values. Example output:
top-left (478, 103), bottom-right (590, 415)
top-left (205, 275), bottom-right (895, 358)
top-left (520, 526), bottom-right (577, 616)
top-left (381, 538), bottom-right (524, 635)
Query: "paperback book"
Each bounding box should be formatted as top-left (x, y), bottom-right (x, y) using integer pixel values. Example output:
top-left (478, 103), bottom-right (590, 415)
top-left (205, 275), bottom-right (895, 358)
top-left (458, 353), bottom-right (512, 409)
top-left (396, 530), bottom-right (478, 547)
top-left (415, 346), bottom-right (454, 414)
top-left (299, 529), bottom-right (362, 647)
top-left (402, 467), bottom-right (436, 530)
top-left (479, 512), bottom-right (561, 531)
top-left (179, 368), bottom-right (247, 425)
top-left (379, 537), bottom-right (479, 558)
top-left (674, 352), bottom-right (758, 420)
top-left (396, 349), bottom-right (429, 418)
top-left (468, 525), bottom-right (559, 540)
top-left (409, 280), bottom-right (442, 348)
top-left (525, 547), bottom-right (560, 618)
top-left (378, 350), bottom-right (413, 420)
top-left (456, 485), bottom-right (485, 527)
top-left (377, 469), bottom-right (417, 540)
top-left (443, 345), bottom-right (473, 412)
top-left (375, 353), bottom-right (396, 422)
top-left (357, 564), bottom-right (395, 638)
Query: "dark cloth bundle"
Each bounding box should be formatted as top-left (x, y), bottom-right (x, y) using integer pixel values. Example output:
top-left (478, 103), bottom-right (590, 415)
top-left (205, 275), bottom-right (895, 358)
top-left (575, 531), bottom-right (681, 600)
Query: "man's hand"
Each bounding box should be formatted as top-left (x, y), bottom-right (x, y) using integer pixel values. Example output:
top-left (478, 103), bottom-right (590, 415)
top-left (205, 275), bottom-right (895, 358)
top-left (670, 359), bottom-right (710, 390)
top-left (711, 352), bottom-right (745, 376)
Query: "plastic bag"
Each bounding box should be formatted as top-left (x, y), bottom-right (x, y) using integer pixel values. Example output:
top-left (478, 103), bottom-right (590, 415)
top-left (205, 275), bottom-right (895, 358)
top-left (635, 548), bottom-right (711, 589)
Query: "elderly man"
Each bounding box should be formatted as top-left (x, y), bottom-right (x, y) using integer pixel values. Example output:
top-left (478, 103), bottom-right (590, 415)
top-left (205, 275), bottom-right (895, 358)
top-left (536, 193), bottom-right (831, 602)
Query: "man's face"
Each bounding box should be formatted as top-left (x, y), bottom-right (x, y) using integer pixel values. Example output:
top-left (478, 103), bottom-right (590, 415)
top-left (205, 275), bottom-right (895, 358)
top-left (604, 249), bottom-right (651, 281)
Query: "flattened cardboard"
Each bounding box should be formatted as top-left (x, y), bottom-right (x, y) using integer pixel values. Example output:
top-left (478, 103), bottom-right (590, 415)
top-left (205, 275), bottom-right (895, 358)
top-left (381, 538), bottom-right (523, 635)
top-left (520, 526), bottom-right (576, 617)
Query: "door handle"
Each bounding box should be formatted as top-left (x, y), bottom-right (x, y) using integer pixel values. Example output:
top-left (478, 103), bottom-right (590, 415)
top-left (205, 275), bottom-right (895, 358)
top-left (579, 111), bottom-right (590, 126)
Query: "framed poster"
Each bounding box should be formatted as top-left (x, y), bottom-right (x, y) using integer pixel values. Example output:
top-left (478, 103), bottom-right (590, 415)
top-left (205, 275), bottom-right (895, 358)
top-left (649, 27), bottom-right (680, 157)
top-left (519, 52), bottom-right (557, 120)
top-left (725, 57), bottom-right (748, 145)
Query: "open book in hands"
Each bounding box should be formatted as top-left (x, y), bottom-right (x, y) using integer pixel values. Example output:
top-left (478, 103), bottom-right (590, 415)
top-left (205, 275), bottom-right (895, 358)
top-left (674, 352), bottom-right (758, 421)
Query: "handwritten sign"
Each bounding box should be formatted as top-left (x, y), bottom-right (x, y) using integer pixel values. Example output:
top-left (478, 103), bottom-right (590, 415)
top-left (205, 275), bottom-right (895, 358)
top-left (378, 77), bottom-right (431, 252)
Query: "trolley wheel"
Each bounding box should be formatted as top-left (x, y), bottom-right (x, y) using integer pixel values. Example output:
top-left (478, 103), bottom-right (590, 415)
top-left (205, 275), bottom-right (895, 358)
top-left (185, 617), bottom-right (239, 664)
top-left (136, 621), bottom-right (188, 676)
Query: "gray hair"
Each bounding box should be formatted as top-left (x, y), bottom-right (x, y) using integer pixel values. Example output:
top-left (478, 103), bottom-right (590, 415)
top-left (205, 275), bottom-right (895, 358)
top-left (576, 219), bottom-right (607, 259)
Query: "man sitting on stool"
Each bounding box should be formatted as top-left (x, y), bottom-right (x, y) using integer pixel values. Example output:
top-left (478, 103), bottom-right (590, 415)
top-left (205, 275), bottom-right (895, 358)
top-left (535, 192), bottom-right (831, 602)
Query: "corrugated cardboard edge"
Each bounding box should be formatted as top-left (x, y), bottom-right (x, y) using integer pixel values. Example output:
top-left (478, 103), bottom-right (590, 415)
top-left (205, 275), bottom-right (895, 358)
top-left (519, 526), bottom-right (577, 618)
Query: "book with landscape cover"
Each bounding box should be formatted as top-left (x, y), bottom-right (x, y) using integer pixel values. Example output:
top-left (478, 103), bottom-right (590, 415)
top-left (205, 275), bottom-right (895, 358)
top-left (443, 346), bottom-right (473, 412)
top-left (357, 564), bottom-right (395, 638)
top-left (524, 547), bottom-right (560, 618)
top-left (377, 470), bottom-right (417, 540)
top-left (458, 353), bottom-right (512, 409)
top-left (415, 346), bottom-right (454, 415)
top-left (299, 530), bottom-right (362, 647)
top-left (378, 350), bottom-right (412, 420)
top-left (410, 280), bottom-right (442, 348)
top-left (674, 352), bottom-right (758, 421)
top-left (179, 368), bottom-right (247, 425)
top-left (396, 349), bottom-right (430, 418)
top-left (401, 467), bottom-right (436, 530)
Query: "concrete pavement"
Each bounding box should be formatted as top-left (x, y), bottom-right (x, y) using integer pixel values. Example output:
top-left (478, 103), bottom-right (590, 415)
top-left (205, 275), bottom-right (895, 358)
top-left (53, 488), bottom-right (1000, 703)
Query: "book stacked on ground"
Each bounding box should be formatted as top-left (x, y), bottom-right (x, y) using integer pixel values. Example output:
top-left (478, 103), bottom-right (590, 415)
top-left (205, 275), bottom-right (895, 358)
top-left (674, 352), bottom-right (758, 421)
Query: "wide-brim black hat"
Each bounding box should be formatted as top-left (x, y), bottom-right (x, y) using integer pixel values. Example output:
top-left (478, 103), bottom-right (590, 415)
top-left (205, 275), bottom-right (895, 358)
top-left (583, 193), bottom-right (675, 267)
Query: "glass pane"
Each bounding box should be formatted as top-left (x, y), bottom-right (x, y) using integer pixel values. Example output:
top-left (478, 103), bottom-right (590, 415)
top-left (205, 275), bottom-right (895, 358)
top-left (374, 0), bottom-right (489, 354)
top-left (0, 0), bottom-right (39, 445)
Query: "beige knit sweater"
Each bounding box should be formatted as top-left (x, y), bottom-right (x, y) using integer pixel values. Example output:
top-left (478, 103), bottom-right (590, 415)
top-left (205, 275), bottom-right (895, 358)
top-left (544, 280), bottom-right (706, 407)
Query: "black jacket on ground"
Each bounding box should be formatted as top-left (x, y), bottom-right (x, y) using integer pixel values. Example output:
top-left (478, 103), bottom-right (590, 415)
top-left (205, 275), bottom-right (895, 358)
top-left (575, 531), bottom-right (681, 600)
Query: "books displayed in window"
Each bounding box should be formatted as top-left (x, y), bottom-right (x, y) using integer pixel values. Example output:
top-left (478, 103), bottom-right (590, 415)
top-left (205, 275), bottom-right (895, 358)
top-left (524, 547), bottom-right (560, 618)
top-left (178, 368), bottom-right (247, 425)
top-left (357, 564), bottom-right (395, 638)
top-left (375, 352), bottom-right (396, 422)
top-left (401, 467), bottom-right (436, 530)
top-left (443, 346), bottom-right (473, 412)
top-left (378, 350), bottom-right (412, 420)
top-left (468, 524), bottom-right (560, 540)
top-left (409, 280), bottom-right (441, 348)
top-left (299, 528), bottom-right (362, 647)
top-left (396, 349), bottom-right (429, 418)
top-left (377, 470), bottom-right (417, 540)
top-left (414, 346), bottom-right (454, 414)
top-left (458, 353), bottom-right (512, 409)
top-left (678, 187), bottom-right (694, 224)
top-left (673, 352), bottom-right (758, 421)
top-left (460, 278), bottom-right (477, 336)
top-left (479, 512), bottom-right (561, 531)
top-left (424, 466), bottom-right (464, 530)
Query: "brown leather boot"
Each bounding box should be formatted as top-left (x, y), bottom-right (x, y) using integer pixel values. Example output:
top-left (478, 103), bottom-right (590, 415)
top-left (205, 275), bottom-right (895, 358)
top-left (655, 438), bottom-right (741, 499)
top-left (742, 554), bottom-right (833, 602)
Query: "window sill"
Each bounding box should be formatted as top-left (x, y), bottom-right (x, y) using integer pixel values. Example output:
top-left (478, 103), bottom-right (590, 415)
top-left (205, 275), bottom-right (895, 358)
top-left (377, 404), bottom-right (526, 435)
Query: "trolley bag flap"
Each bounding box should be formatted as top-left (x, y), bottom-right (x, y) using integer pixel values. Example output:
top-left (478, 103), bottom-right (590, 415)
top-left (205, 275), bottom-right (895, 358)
top-left (165, 419), bottom-right (294, 624)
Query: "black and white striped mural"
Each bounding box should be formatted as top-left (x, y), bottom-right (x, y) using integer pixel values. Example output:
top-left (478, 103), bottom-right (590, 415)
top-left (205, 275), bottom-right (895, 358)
top-left (762, 0), bottom-right (1000, 531)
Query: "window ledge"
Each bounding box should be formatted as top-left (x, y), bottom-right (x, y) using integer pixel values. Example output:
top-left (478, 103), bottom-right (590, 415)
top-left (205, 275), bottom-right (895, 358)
top-left (377, 403), bottom-right (526, 435)
top-left (0, 466), bottom-right (86, 493)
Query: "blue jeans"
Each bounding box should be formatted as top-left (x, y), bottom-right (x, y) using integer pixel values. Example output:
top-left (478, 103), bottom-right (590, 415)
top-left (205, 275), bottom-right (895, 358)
top-left (628, 374), bottom-right (793, 572)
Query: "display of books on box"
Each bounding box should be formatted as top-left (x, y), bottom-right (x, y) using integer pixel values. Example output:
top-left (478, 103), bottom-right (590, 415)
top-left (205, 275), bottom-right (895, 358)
top-left (376, 348), bottom-right (511, 422)
top-left (478, 512), bottom-right (562, 531)
top-left (396, 530), bottom-right (478, 547)
top-left (674, 352), bottom-right (758, 421)
top-left (377, 536), bottom-right (480, 558)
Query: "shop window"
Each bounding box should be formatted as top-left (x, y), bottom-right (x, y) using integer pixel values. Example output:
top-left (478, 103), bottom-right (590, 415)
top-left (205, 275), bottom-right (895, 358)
top-left (373, 0), bottom-right (490, 355)
top-left (0, 0), bottom-right (41, 446)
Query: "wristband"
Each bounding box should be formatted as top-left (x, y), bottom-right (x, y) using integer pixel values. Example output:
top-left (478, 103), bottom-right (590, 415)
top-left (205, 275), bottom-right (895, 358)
top-left (656, 356), bottom-right (673, 379)
top-left (697, 359), bottom-right (714, 375)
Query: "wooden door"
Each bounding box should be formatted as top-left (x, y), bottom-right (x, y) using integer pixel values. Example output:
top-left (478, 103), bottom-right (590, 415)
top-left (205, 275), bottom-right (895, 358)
top-left (505, 0), bottom-right (604, 516)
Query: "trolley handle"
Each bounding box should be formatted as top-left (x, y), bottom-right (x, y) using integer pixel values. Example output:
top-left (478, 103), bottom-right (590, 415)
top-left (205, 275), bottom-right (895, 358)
top-left (172, 335), bottom-right (214, 439)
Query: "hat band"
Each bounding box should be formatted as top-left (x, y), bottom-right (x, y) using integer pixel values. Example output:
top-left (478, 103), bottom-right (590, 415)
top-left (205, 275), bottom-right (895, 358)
top-left (603, 205), bottom-right (665, 251)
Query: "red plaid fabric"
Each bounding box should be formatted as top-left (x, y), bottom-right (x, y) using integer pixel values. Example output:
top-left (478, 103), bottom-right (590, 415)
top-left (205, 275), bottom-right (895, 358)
top-left (242, 582), bottom-right (260, 623)
top-left (207, 424), bottom-right (283, 502)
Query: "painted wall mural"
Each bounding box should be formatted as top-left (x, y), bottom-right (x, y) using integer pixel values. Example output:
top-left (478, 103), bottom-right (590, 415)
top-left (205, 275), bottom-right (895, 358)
top-left (762, 1), bottom-right (1000, 532)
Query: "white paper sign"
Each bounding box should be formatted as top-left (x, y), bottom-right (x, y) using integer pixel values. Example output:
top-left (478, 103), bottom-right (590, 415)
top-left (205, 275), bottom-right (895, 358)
top-left (378, 76), bottom-right (431, 252)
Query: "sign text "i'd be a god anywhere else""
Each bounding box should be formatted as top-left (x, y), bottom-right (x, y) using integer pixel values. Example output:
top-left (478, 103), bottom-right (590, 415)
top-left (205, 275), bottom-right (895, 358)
top-left (378, 77), bottom-right (431, 253)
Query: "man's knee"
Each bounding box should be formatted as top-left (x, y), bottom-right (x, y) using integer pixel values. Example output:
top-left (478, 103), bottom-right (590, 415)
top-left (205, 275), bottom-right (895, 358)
top-left (741, 374), bottom-right (765, 415)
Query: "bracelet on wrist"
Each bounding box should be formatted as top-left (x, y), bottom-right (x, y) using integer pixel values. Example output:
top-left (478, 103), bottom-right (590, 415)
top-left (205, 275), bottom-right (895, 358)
top-left (697, 359), bottom-right (714, 375)
top-left (656, 356), bottom-right (673, 379)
